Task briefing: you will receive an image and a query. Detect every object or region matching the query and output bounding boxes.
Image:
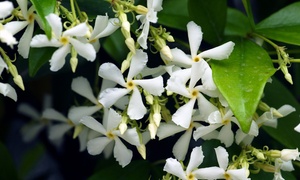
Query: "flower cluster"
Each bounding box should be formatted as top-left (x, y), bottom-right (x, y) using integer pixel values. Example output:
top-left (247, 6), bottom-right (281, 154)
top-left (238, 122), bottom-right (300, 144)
top-left (2, 0), bottom-right (300, 179)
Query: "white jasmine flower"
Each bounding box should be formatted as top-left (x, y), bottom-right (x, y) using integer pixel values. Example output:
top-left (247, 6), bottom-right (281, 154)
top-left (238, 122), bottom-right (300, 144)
top-left (273, 158), bottom-right (295, 180)
top-left (194, 146), bottom-right (248, 180)
top-left (194, 108), bottom-right (258, 147)
top-left (88, 15), bottom-right (119, 52)
top-left (166, 67), bottom-right (219, 128)
top-left (18, 94), bottom-right (52, 142)
top-left (0, 82), bottom-right (17, 101)
top-left (80, 108), bottom-right (140, 167)
top-left (0, 1), bottom-right (14, 18)
top-left (136, 0), bottom-right (163, 49)
top-left (163, 146), bottom-right (208, 180)
top-left (256, 105), bottom-right (295, 128)
top-left (30, 13), bottom-right (96, 71)
top-left (235, 120), bottom-right (259, 145)
top-left (98, 49), bottom-right (164, 120)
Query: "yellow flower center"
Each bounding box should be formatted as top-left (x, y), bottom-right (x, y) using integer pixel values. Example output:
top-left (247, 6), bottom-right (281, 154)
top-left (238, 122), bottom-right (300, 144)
top-left (193, 56), bottom-right (200, 62)
top-left (224, 172), bottom-right (231, 180)
top-left (191, 89), bottom-right (199, 98)
top-left (126, 80), bottom-right (135, 90)
top-left (60, 37), bottom-right (69, 45)
top-left (222, 119), bottom-right (230, 125)
top-left (107, 131), bottom-right (115, 139)
top-left (28, 13), bottom-right (34, 23)
top-left (66, 119), bottom-right (75, 126)
top-left (187, 173), bottom-right (195, 180)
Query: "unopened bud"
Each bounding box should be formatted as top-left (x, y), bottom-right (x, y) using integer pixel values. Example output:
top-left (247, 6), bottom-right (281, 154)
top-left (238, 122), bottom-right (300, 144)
top-left (153, 113), bottom-right (161, 127)
top-left (148, 123), bottom-right (157, 139)
top-left (135, 5), bottom-right (148, 15)
top-left (70, 57), bottom-right (78, 73)
top-left (121, 59), bottom-right (130, 73)
top-left (13, 75), bottom-right (24, 90)
top-left (137, 144), bottom-right (146, 159)
top-left (284, 73), bottom-right (293, 85)
top-left (160, 45), bottom-right (173, 61)
top-left (119, 122), bottom-right (127, 134)
top-left (125, 37), bottom-right (136, 54)
top-left (145, 94), bottom-right (153, 105)
top-left (121, 21), bottom-right (130, 37)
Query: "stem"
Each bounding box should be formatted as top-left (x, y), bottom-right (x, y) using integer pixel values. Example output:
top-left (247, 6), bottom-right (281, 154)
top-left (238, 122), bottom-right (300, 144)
top-left (70, 0), bottom-right (77, 21)
top-left (272, 59), bottom-right (300, 63)
top-left (251, 32), bottom-right (278, 49)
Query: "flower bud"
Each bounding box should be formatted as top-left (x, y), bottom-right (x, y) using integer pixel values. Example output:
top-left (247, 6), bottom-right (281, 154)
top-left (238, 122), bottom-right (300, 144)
top-left (153, 113), bottom-right (161, 127)
top-left (148, 123), bottom-right (157, 139)
top-left (70, 57), bottom-right (78, 73)
top-left (125, 37), bottom-right (136, 54)
top-left (135, 5), bottom-right (148, 15)
top-left (13, 75), bottom-right (25, 91)
top-left (119, 122), bottom-right (128, 134)
top-left (137, 144), bottom-right (146, 159)
top-left (160, 45), bottom-right (173, 61)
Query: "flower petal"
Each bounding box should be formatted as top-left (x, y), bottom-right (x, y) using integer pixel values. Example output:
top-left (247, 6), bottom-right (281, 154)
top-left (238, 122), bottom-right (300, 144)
top-left (127, 87), bottom-right (147, 120)
top-left (186, 146), bottom-right (204, 173)
top-left (45, 13), bottom-right (62, 38)
top-left (226, 169), bottom-right (248, 180)
top-left (63, 23), bottom-right (88, 37)
top-left (80, 116), bottom-right (107, 135)
top-left (0, 82), bottom-right (17, 101)
top-left (187, 21), bottom-right (202, 58)
top-left (49, 44), bottom-right (70, 71)
top-left (90, 15), bottom-right (109, 39)
top-left (71, 76), bottom-right (98, 104)
top-left (42, 108), bottom-right (67, 122)
top-left (134, 76), bottom-right (164, 96)
top-left (17, 103), bottom-right (40, 119)
top-left (18, 24), bottom-right (34, 58)
top-left (48, 124), bottom-right (72, 140)
top-left (119, 127), bottom-right (140, 146)
top-left (163, 158), bottom-right (186, 179)
top-left (218, 124), bottom-right (234, 147)
top-left (170, 48), bottom-right (192, 67)
top-left (30, 34), bottom-right (61, 47)
top-left (4, 21), bottom-right (28, 35)
top-left (21, 124), bottom-right (44, 142)
top-left (127, 49), bottom-right (148, 80)
top-left (94, 18), bottom-right (119, 39)
top-left (295, 123), bottom-right (300, 133)
top-left (193, 124), bottom-right (221, 140)
top-left (106, 108), bottom-right (122, 131)
top-left (166, 74), bottom-right (190, 98)
top-left (87, 137), bottom-right (111, 155)
top-left (215, 146), bottom-right (229, 170)
top-left (199, 41), bottom-right (235, 60)
top-left (98, 88), bottom-right (130, 108)
top-left (0, 1), bottom-right (14, 18)
top-left (137, 21), bottom-right (150, 49)
top-left (69, 38), bottom-right (96, 61)
top-left (277, 105), bottom-right (296, 117)
top-left (197, 93), bottom-right (219, 120)
top-left (114, 137), bottom-right (133, 167)
top-left (98, 63), bottom-right (126, 86)
top-left (16, 0), bottom-right (28, 18)
top-left (193, 167), bottom-right (224, 179)
top-left (68, 106), bottom-right (101, 124)
top-left (173, 129), bottom-right (193, 161)
top-left (157, 122), bottom-right (185, 140)
top-left (172, 99), bottom-right (196, 128)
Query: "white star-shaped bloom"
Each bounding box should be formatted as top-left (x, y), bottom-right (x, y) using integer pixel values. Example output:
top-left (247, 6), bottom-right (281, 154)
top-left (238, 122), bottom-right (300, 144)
top-left (194, 108), bottom-right (258, 147)
top-left (0, 1), bottom-right (14, 18)
top-left (30, 13), bottom-right (96, 71)
top-left (80, 108), bottom-right (140, 167)
top-left (0, 82), bottom-right (17, 101)
top-left (88, 15), bottom-right (119, 52)
top-left (194, 146), bottom-right (248, 180)
top-left (166, 67), bottom-right (219, 128)
top-left (136, 0), bottom-right (163, 49)
top-left (0, 23), bottom-right (18, 48)
top-left (98, 49), bottom-right (164, 120)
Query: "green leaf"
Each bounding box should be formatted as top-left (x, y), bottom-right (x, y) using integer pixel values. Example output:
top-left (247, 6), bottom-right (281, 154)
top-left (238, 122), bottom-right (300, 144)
top-left (103, 29), bottom-right (127, 64)
top-left (158, 0), bottom-right (189, 31)
top-left (224, 8), bottom-right (252, 37)
top-left (241, 0), bottom-right (255, 29)
top-left (88, 160), bottom-right (151, 180)
top-left (188, 0), bottom-right (227, 45)
top-left (262, 78), bottom-right (300, 149)
top-left (0, 142), bottom-right (19, 180)
top-left (30, 0), bottom-right (56, 39)
top-left (255, 2), bottom-right (300, 46)
top-left (210, 37), bottom-right (276, 132)
top-left (29, 47), bottom-right (56, 77)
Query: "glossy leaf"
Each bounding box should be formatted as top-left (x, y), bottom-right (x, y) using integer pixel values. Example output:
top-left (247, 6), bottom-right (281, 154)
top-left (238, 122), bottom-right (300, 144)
top-left (210, 37), bottom-right (276, 132)
top-left (188, 0), bottom-right (227, 45)
top-left (30, 0), bottom-right (56, 39)
top-left (28, 47), bottom-right (56, 77)
top-left (158, 0), bottom-right (189, 31)
top-left (255, 2), bottom-right (300, 46)
top-left (241, 0), bottom-right (255, 29)
top-left (224, 8), bottom-right (252, 37)
top-left (262, 78), bottom-right (300, 149)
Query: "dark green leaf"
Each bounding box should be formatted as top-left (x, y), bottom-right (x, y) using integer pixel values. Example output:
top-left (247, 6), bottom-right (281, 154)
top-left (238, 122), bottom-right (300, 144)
top-left (241, 0), bottom-right (255, 29)
top-left (210, 37), bottom-right (276, 132)
top-left (103, 29), bottom-right (127, 64)
top-left (188, 0), bottom-right (227, 45)
top-left (225, 8), bottom-right (252, 37)
top-left (158, 0), bottom-right (189, 31)
top-left (30, 0), bottom-right (56, 39)
top-left (28, 47), bottom-right (56, 77)
top-left (255, 2), bottom-right (300, 46)
top-left (0, 142), bottom-right (19, 180)
top-left (262, 78), bottom-right (300, 149)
